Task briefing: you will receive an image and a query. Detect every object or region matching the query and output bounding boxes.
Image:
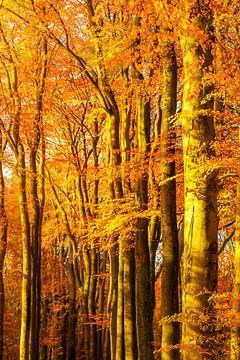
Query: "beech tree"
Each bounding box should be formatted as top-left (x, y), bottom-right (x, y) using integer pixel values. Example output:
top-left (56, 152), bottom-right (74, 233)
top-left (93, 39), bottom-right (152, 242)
top-left (179, 2), bottom-right (219, 358)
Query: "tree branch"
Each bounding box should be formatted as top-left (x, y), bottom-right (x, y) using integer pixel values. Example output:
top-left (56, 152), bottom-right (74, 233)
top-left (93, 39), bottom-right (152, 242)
top-left (218, 230), bottom-right (235, 255)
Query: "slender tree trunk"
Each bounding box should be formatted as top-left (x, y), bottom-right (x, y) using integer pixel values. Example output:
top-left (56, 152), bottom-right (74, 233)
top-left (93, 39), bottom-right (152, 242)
top-left (88, 245), bottom-right (98, 360)
top-left (90, 120), bottom-right (99, 360)
top-left (67, 258), bottom-right (77, 360)
top-left (82, 247), bottom-right (91, 360)
top-left (29, 148), bottom-right (40, 360)
top-left (109, 245), bottom-right (119, 360)
top-left (97, 252), bottom-right (106, 359)
top-left (180, 3), bottom-right (218, 358)
top-left (116, 240), bottom-right (124, 360)
top-left (0, 133), bottom-right (7, 359)
top-left (37, 140), bottom-right (45, 357)
top-left (149, 96), bottom-right (161, 323)
top-left (30, 36), bottom-right (47, 360)
top-left (231, 131), bottom-right (240, 359)
top-left (18, 144), bottom-right (31, 360)
top-left (118, 84), bottom-right (138, 360)
top-left (123, 245), bottom-right (137, 360)
top-left (106, 110), bottom-right (123, 360)
top-left (135, 95), bottom-right (154, 360)
top-left (160, 45), bottom-right (180, 359)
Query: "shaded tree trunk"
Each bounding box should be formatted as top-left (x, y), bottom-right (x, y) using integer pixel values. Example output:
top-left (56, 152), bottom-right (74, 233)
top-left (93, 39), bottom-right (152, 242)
top-left (106, 110), bottom-right (123, 360)
top-left (67, 258), bottom-right (77, 360)
top-left (160, 44), bottom-right (180, 360)
top-left (30, 36), bottom-right (47, 360)
top-left (135, 93), bottom-right (154, 360)
top-left (231, 130), bottom-right (240, 359)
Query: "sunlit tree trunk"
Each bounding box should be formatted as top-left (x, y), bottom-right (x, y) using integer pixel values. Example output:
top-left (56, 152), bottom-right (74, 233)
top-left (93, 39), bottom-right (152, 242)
top-left (180, 3), bottom-right (218, 359)
top-left (160, 44), bottom-right (180, 360)
top-left (0, 131), bottom-right (7, 359)
top-left (18, 144), bottom-right (31, 360)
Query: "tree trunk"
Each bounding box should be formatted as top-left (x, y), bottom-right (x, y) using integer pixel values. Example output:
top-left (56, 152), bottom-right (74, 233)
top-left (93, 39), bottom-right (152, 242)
top-left (0, 133), bottom-right (7, 359)
top-left (123, 245), bottom-right (137, 360)
top-left (180, 3), bottom-right (218, 358)
top-left (67, 259), bottom-right (77, 360)
top-left (109, 245), bottom-right (119, 360)
top-left (88, 245), bottom-right (98, 360)
top-left (18, 144), bottom-right (31, 360)
top-left (29, 148), bottom-right (40, 360)
top-left (160, 44), bottom-right (180, 360)
top-left (231, 130), bottom-right (240, 359)
top-left (118, 85), bottom-right (138, 360)
top-left (116, 240), bottom-right (124, 360)
top-left (135, 95), bottom-right (154, 360)
top-left (106, 109), bottom-right (123, 360)
top-left (29, 37), bottom-right (47, 360)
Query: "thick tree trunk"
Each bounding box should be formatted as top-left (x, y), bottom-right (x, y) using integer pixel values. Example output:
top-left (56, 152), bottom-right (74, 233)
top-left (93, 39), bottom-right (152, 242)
top-left (160, 45), bottom-right (180, 360)
top-left (180, 3), bottom-right (218, 359)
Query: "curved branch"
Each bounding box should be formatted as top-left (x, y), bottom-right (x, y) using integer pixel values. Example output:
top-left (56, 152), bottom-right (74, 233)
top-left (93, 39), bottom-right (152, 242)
top-left (218, 230), bottom-right (235, 255)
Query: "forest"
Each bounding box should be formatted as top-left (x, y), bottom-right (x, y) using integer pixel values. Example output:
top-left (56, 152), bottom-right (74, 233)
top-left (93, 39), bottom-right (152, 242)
top-left (0, 0), bottom-right (239, 359)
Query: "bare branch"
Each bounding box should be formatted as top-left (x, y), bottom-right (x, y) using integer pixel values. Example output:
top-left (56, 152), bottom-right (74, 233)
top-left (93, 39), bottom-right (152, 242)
top-left (218, 231), bottom-right (235, 255)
